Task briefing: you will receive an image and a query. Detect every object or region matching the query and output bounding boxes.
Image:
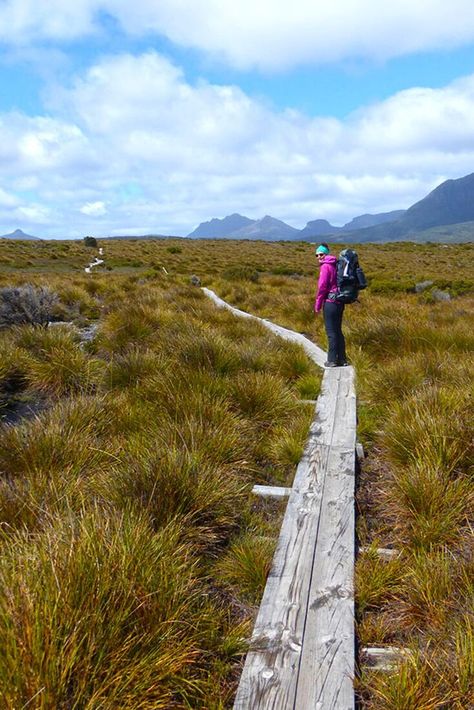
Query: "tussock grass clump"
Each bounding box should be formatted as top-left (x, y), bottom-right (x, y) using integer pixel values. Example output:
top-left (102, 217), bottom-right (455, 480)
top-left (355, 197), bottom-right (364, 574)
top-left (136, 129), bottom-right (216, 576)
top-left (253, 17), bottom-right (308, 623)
top-left (263, 407), bottom-right (314, 473)
top-left (0, 395), bottom-right (111, 480)
top-left (106, 448), bottom-right (248, 551)
top-left (215, 532), bottom-right (276, 604)
top-left (400, 551), bottom-right (467, 633)
top-left (355, 546), bottom-right (405, 616)
top-left (0, 510), bottom-right (218, 708)
top-left (171, 324), bottom-right (243, 375)
top-left (106, 347), bottom-right (165, 389)
top-left (382, 386), bottom-right (473, 476)
top-left (20, 328), bottom-right (104, 396)
top-left (385, 462), bottom-right (473, 548)
top-left (0, 338), bottom-right (28, 409)
top-left (360, 649), bottom-right (451, 710)
top-left (98, 299), bottom-right (172, 353)
top-left (229, 371), bottom-right (298, 425)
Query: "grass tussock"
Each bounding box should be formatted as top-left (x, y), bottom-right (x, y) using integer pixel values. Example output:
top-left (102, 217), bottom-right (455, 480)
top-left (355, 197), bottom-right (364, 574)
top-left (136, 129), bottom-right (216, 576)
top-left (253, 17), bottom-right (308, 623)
top-left (0, 510), bottom-right (221, 708)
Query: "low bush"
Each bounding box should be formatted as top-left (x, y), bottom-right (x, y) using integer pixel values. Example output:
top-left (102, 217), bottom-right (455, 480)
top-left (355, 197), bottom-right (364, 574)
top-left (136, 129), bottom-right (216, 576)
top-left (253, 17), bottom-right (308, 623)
top-left (0, 284), bottom-right (59, 329)
top-left (223, 265), bottom-right (259, 282)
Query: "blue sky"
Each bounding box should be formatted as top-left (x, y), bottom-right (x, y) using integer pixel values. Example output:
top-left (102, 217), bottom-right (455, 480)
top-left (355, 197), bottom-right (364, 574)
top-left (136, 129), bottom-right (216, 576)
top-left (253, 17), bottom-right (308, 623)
top-left (1, 1), bottom-right (474, 237)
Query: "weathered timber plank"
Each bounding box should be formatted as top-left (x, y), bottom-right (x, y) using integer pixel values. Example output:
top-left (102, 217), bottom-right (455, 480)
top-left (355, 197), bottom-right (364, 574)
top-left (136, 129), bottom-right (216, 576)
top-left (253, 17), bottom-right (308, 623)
top-left (234, 371), bottom-right (356, 709)
top-left (294, 446), bottom-right (355, 709)
top-left (233, 444), bottom-right (330, 707)
top-left (294, 370), bottom-right (356, 709)
top-left (362, 646), bottom-right (410, 670)
top-left (359, 547), bottom-right (399, 560)
top-left (309, 367), bottom-right (356, 449)
top-left (252, 485), bottom-right (292, 499)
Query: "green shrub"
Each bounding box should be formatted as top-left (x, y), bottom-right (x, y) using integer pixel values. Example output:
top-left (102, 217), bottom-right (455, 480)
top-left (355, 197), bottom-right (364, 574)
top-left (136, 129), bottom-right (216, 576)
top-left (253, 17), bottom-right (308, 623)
top-left (83, 235), bottom-right (98, 248)
top-left (222, 265), bottom-right (259, 282)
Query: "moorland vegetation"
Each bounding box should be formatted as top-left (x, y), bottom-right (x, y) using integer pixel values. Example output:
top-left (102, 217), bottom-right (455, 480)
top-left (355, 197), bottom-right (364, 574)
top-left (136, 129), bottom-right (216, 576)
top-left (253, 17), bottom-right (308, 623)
top-left (0, 236), bottom-right (472, 708)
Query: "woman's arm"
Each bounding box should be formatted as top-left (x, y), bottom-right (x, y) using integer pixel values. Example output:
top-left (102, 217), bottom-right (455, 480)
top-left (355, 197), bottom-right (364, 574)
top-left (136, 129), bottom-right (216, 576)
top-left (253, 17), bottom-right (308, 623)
top-left (314, 263), bottom-right (331, 312)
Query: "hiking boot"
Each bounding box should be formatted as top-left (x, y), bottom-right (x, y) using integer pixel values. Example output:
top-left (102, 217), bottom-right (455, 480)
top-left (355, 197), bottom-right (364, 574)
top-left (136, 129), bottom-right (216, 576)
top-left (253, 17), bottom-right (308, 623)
top-left (324, 361), bottom-right (338, 367)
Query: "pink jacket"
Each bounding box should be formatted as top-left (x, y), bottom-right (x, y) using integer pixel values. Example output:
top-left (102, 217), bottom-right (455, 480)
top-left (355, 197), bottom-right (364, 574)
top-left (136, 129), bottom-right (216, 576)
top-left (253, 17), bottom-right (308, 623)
top-left (314, 254), bottom-right (338, 312)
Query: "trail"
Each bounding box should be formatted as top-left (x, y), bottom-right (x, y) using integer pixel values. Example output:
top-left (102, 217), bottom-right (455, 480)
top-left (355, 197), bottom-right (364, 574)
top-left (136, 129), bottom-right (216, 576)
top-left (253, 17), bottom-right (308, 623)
top-left (203, 287), bottom-right (357, 710)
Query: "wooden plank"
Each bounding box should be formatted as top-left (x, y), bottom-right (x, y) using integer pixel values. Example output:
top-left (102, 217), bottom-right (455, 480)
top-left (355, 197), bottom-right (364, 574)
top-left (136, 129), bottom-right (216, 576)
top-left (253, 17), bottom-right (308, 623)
top-left (234, 369), bottom-right (356, 710)
top-left (252, 485), bottom-right (292, 499)
top-left (201, 290), bottom-right (357, 710)
top-left (233, 444), bottom-right (329, 707)
top-left (294, 445), bottom-right (355, 709)
top-left (293, 370), bottom-right (356, 709)
top-left (356, 442), bottom-right (365, 460)
top-left (359, 547), bottom-right (399, 560)
top-left (362, 646), bottom-right (410, 671)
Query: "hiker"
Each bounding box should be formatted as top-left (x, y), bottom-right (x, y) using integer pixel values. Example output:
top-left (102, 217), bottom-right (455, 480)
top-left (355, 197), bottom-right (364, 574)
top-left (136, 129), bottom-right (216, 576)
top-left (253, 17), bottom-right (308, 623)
top-left (314, 243), bottom-right (347, 367)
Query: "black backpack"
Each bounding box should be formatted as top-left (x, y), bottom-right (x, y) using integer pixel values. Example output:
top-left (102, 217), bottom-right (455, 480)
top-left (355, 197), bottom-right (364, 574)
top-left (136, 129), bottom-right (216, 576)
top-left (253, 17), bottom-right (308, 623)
top-left (335, 249), bottom-right (367, 304)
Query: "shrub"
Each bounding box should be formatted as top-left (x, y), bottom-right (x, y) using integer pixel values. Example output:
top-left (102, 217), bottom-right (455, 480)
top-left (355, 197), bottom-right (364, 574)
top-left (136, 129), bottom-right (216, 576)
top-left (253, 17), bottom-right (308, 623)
top-left (83, 235), bottom-right (98, 247)
top-left (0, 285), bottom-right (59, 328)
top-left (223, 265), bottom-right (259, 282)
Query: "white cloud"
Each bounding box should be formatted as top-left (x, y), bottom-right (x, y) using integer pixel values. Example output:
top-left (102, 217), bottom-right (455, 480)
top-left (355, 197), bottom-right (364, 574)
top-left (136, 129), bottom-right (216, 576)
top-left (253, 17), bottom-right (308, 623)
top-left (0, 0), bottom-right (98, 42)
top-left (0, 187), bottom-right (20, 208)
top-left (16, 203), bottom-right (52, 223)
top-left (2, 52), bottom-right (474, 235)
top-left (80, 201), bottom-right (107, 216)
top-left (2, 1), bottom-right (474, 70)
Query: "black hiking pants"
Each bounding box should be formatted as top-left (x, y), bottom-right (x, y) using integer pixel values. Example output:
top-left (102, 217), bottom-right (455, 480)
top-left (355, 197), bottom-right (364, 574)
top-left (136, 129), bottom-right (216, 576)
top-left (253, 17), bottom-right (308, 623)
top-left (323, 301), bottom-right (346, 364)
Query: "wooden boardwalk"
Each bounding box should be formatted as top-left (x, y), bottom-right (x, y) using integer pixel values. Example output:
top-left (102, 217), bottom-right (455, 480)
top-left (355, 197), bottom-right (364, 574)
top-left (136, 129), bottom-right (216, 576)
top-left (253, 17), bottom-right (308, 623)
top-left (203, 289), bottom-right (357, 710)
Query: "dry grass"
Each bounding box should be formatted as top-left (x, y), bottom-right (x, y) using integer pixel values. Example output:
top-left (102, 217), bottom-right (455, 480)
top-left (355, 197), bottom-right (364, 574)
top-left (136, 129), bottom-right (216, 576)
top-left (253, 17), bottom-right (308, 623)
top-left (0, 237), bottom-right (472, 706)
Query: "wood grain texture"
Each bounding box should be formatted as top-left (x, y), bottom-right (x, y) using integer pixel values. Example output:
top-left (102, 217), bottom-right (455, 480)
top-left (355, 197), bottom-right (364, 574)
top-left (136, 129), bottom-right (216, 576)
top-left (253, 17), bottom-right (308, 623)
top-left (234, 369), bottom-right (356, 710)
top-left (252, 485), bottom-right (292, 499)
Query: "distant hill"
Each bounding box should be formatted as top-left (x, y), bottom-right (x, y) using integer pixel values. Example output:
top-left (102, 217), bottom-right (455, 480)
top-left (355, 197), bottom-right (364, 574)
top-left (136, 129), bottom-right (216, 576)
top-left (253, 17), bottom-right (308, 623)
top-left (296, 211), bottom-right (408, 240)
top-left (105, 234), bottom-right (176, 240)
top-left (188, 172), bottom-right (474, 244)
top-left (0, 228), bottom-right (41, 240)
top-left (403, 173), bottom-right (474, 230)
top-left (336, 173), bottom-right (474, 242)
top-left (187, 213), bottom-right (298, 240)
top-left (230, 215), bottom-right (299, 240)
top-left (188, 213), bottom-right (255, 238)
top-left (298, 219), bottom-right (341, 238)
top-left (341, 210), bottom-right (406, 231)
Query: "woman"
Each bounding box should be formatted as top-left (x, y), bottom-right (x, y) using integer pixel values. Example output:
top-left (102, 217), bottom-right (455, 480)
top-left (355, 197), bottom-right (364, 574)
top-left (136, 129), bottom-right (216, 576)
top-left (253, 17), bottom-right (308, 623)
top-left (314, 243), bottom-right (347, 367)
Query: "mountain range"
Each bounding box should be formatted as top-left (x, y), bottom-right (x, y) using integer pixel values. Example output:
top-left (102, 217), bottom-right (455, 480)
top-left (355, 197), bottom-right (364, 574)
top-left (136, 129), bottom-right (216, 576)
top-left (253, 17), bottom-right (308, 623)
top-left (3, 172), bottom-right (474, 243)
top-left (188, 172), bottom-right (474, 243)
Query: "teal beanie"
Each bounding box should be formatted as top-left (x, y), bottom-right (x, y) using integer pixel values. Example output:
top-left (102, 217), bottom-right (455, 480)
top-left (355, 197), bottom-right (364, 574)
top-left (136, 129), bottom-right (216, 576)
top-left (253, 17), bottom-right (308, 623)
top-left (315, 244), bottom-right (330, 255)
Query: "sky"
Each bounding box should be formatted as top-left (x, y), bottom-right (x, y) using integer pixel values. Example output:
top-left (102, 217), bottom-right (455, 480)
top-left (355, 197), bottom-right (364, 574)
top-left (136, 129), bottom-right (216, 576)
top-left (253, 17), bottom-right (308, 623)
top-left (1, 1), bottom-right (474, 238)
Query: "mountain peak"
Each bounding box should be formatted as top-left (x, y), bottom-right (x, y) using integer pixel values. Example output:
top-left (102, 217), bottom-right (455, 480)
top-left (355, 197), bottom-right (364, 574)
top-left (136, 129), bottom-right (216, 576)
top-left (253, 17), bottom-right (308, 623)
top-left (1, 228), bottom-right (41, 240)
top-left (187, 213), bottom-right (255, 238)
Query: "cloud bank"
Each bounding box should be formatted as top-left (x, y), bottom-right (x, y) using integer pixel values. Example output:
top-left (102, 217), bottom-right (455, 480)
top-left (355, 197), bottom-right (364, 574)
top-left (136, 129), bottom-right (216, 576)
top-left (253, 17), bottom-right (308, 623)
top-left (2, 1), bottom-right (474, 69)
top-left (2, 52), bottom-right (474, 236)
